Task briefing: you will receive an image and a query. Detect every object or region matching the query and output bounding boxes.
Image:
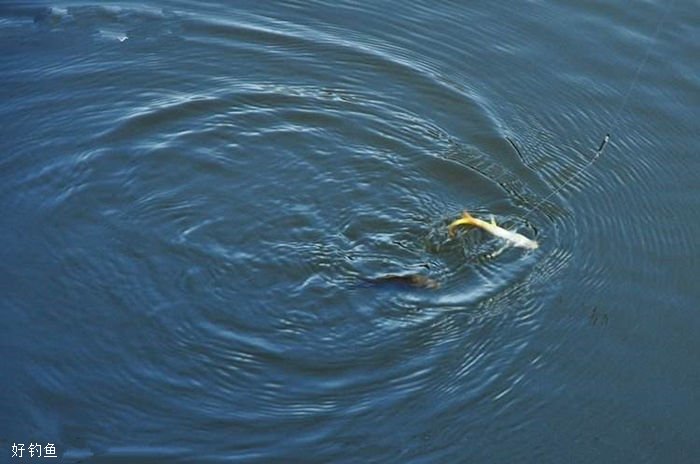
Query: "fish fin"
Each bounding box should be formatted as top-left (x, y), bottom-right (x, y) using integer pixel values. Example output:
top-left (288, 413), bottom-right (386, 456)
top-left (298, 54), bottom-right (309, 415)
top-left (461, 210), bottom-right (475, 220)
top-left (448, 211), bottom-right (475, 237)
top-left (490, 215), bottom-right (496, 226)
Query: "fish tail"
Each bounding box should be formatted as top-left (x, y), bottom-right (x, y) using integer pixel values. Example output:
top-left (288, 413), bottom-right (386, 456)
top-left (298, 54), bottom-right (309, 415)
top-left (448, 210), bottom-right (476, 237)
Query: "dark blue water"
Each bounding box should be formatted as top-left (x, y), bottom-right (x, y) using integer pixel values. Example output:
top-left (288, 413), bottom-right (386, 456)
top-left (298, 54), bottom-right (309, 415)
top-left (2, 1), bottom-right (698, 462)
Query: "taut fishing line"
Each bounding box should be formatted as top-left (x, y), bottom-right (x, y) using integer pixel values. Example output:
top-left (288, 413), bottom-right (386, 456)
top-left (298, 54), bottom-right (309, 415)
top-left (521, 0), bottom-right (677, 220)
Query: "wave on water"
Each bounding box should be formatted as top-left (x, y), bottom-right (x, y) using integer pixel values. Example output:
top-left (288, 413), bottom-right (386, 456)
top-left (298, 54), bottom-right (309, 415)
top-left (4, 2), bottom-right (666, 461)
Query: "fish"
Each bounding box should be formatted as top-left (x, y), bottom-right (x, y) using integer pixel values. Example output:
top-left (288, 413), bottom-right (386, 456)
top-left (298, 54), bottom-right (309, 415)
top-left (360, 274), bottom-right (440, 289)
top-left (448, 211), bottom-right (538, 250)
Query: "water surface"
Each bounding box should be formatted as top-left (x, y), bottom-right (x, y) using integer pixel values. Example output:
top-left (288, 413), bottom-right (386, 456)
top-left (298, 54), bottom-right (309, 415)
top-left (1, 1), bottom-right (698, 462)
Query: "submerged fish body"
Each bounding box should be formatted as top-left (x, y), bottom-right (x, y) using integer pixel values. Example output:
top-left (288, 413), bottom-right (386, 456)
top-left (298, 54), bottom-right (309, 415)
top-left (448, 211), bottom-right (538, 250)
top-left (362, 274), bottom-right (440, 289)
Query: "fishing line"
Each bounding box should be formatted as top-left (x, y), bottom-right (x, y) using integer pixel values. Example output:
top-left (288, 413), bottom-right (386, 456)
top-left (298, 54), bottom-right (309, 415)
top-left (521, 0), bottom-right (677, 220)
top-left (521, 134), bottom-right (608, 220)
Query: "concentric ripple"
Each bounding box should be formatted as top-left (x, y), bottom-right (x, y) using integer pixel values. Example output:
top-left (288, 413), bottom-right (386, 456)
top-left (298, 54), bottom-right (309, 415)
top-left (5, 3), bottom-right (570, 460)
top-left (5, 1), bottom-right (694, 462)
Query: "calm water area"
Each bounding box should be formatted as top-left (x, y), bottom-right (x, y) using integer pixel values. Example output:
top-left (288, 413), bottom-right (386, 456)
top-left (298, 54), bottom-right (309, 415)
top-left (1, 1), bottom-right (698, 462)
